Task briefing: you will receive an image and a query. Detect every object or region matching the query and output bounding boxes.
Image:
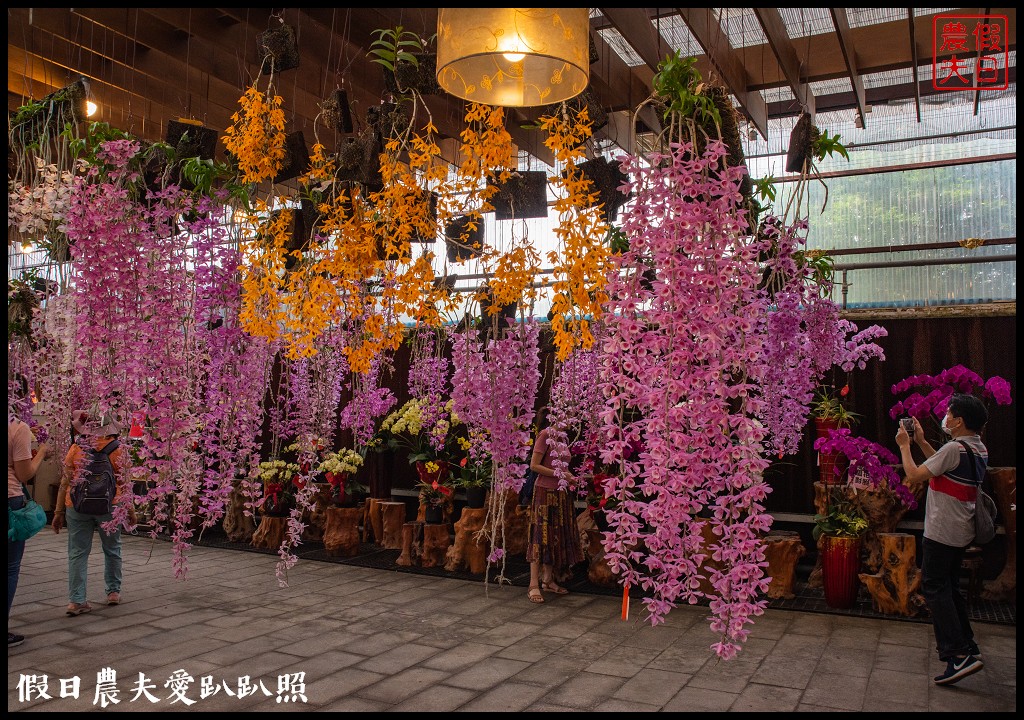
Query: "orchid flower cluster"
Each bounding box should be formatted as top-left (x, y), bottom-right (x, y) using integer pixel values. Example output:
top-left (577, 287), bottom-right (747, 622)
top-left (66, 137), bottom-right (206, 576)
top-left (753, 216), bottom-right (888, 456)
top-left (449, 319), bottom-right (541, 493)
top-left (406, 331), bottom-right (452, 454)
top-left (599, 141), bottom-right (773, 659)
top-left (7, 157), bottom-right (84, 242)
top-left (339, 346), bottom-right (397, 451)
top-left (889, 364), bottom-right (1013, 422)
top-left (813, 428), bottom-right (917, 509)
top-left (191, 203), bottom-right (276, 530)
top-left (545, 345), bottom-right (605, 491)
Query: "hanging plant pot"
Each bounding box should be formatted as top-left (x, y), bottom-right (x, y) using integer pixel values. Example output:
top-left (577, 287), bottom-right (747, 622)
top-left (489, 170), bottom-right (549, 220)
top-left (704, 86), bottom-right (752, 201)
top-left (165, 118), bottom-right (218, 161)
top-left (410, 191), bottom-right (439, 243)
top-left (822, 535), bottom-right (862, 609)
top-left (262, 208), bottom-right (308, 272)
top-left (322, 89), bottom-right (354, 134)
top-left (258, 23), bottom-right (300, 75)
top-left (367, 102), bottom-right (410, 143)
top-left (9, 79), bottom-right (89, 152)
top-left (577, 156), bottom-right (631, 222)
top-left (445, 216), bottom-right (484, 262)
top-left (301, 197), bottom-right (326, 239)
top-left (785, 111), bottom-right (813, 174)
top-left (273, 131), bottom-right (310, 184)
top-left (385, 52), bottom-right (442, 96)
top-left (480, 285), bottom-right (517, 324)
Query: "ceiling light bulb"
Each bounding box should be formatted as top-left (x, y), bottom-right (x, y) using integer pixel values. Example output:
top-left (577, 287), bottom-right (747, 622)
top-left (21, 242), bottom-right (33, 254)
top-left (503, 52), bottom-right (526, 62)
top-left (86, 100), bottom-right (98, 117)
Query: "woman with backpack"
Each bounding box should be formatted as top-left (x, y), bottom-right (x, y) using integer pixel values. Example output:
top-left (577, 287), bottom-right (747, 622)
top-left (52, 410), bottom-right (133, 616)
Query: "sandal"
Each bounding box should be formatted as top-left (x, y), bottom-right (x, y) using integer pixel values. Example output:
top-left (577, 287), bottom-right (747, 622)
top-left (527, 586), bottom-right (545, 604)
top-left (541, 581), bottom-right (569, 595)
top-left (66, 602), bottom-right (93, 616)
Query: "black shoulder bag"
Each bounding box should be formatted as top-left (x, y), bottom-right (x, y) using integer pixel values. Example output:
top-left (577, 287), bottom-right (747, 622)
top-left (956, 440), bottom-right (997, 545)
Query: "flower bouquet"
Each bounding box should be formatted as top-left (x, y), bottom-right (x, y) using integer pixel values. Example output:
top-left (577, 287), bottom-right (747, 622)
top-left (258, 458), bottom-right (300, 516)
top-left (318, 448), bottom-right (367, 507)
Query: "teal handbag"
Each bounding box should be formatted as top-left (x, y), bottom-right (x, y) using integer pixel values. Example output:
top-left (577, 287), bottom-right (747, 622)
top-left (8, 485), bottom-right (48, 542)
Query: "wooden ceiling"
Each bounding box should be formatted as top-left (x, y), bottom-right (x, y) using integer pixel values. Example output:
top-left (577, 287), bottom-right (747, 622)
top-left (7, 8), bottom-right (1017, 170)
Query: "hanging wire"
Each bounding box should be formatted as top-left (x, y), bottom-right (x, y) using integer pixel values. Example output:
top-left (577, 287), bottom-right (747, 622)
top-left (184, 9), bottom-right (193, 118)
top-left (321, 8), bottom-right (337, 99)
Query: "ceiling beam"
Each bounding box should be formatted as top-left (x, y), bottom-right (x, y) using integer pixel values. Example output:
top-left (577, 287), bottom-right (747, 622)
top-left (673, 8), bottom-right (769, 138)
top-left (752, 8), bottom-right (815, 118)
top-left (598, 7), bottom-right (668, 73)
top-left (829, 8), bottom-right (868, 128)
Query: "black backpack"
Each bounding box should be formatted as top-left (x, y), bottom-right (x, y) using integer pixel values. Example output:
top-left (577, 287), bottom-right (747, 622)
top-left (71, 440), bottom-right (120, 515)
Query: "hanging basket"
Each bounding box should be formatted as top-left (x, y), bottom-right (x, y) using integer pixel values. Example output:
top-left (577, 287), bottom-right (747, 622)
top-left (545, 86), bottom-right (608, 133)
top-left (410, 191), bottom-right (439, 243)
top-left (385, 52), bottom-right (442, 96)
top-left (489, 171), bottom-right (549, 220)
top-left (273, 130), bottom-right (310, 184)
top-left (577, 156), bottom-right (631, 222)
top-left (445, 216), bottom-right (485, 262)
top-left (9, 79), bottom-right (89, 152)
top-left (165, 118), bottom-right (218, 161)
top-left (258, 23), bottom-right (300, 75)
top-left (785, 111), bottom-right (813, 174)
top-left (321, 89), bottom-right (354, 134)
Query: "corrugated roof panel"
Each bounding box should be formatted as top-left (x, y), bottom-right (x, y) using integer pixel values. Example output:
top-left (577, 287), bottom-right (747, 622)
top-left (719, 8), bottom-right (769, 49)
top-left (809, 78), bottom-right (852, 95)
top-left (847, 8), bottom-right (908, 28)
top-left (762, 86), bottom-right (796, 103)
top-left (659, 14), bottom-right (703, 59)
top-left (862, 67), bottom-right (914, 89)
top-left (777, 8), bottom-right (835, 38)
top-left (597, 27), bottom-right (645, 68)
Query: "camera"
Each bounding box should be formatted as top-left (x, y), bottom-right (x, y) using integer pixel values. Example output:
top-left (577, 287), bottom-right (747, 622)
top-left (900, 417), bottom-right (914, 438)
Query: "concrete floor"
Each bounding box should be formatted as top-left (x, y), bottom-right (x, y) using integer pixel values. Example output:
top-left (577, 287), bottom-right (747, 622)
top-left (8, 529), bottom-right (1016, 712)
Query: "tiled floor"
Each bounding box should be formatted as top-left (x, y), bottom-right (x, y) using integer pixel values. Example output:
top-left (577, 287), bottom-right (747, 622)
top-left (8, 529), bottom-right (1016, 712)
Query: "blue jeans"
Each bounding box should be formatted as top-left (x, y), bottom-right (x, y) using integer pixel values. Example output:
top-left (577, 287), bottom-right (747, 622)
top-left (8, 495), bottom-right (27, 621)
top-left (921, 537), bottom-right (975, 661)
top-left (65, 507), bottom-right (122, 604)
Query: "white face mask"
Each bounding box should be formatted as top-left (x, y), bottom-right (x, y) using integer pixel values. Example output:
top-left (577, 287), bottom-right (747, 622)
top-left (941, 415), bottom-right (954, 435)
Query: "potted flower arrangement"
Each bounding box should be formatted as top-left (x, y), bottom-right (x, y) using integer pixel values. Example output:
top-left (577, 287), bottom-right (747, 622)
top-left (318, 448), bottom-right (366, 507)
top-left (810, 385), bottom-right (861, 485)
top-left (417, 461), bottom-right (454, 523)
top-left (376, 396), bottom-right (467, 483)
top-left (257, 458), bottom-right (300, 517)
top-left (812, 429), bottom-right (917, 609)
top-left (454, 442), bottom-right (491, 509)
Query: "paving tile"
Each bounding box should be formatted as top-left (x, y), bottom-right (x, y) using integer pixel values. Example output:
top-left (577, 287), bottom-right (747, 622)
top-left (586, 644), bottom-right (663, 677)
top-left (391, 683), bottom-right (477, 711)
top-left (422, 642), bottom-right (500, 671)
top-left (440, 657), bottom-right (532, 691)
top-left (612, 668), bottom-right (690, 706)
top-left (355, 667), bottom-right (451, 704)
top-left (801, 670), bottom-right (868, 710)
top-left (354, 643), bottom-right (442, 674)
top-left (663, 685), bottom-right (739, 712)
top-left (749, 655), bottom-right (817, 689)
top-left (458, 682), bottom-right (549, 712)
top-left (730, 682), bottom-right (802, 712)
top-left (541, 671), bottom-right (627, 709)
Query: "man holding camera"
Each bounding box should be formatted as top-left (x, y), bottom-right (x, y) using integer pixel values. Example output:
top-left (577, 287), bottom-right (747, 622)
top-left (896, 393), bottom-right (989, 687)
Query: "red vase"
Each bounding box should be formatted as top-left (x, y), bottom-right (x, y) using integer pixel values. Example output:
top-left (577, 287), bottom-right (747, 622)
top-left (822, 535), bottom-right (862, 609)
top-left (814, 417), bottom-right (840, 438)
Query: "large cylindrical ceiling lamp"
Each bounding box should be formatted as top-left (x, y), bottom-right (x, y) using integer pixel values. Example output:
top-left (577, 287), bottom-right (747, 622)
top-left (436, 8), bottom-right (590, 107)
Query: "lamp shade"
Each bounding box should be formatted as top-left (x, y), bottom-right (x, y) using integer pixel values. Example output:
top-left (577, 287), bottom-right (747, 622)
top-left (436, 8), bottom-right (590, 107)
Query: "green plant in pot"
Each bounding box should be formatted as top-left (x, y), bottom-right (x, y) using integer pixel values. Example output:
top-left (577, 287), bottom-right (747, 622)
top-left (813, 490), bottom-right (869, 609)
top-left (454, 453), bottom-right (491, 509)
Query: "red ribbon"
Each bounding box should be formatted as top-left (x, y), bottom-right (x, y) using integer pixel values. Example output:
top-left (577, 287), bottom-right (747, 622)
top-left (267, 482), bottom-right (283, 505)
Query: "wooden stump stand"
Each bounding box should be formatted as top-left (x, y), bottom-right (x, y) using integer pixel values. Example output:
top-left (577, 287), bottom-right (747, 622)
top-left (763, 530), bottom-right (806, 600)
top-left (323, 506), bottom-right (363, 557)
top-left (445, 506), bottom-right (488, 574)
top-left (397, 521), bottom-right (424, 566)
top-left (223, 483), bottom-right (255, 543)
top-left (586, 529), bottom-right (618, 588)
top-left (983, 467), bottom-right (1016, 601)
top-left (251, 516), bottom-right (288, 549)
top-left (366, 498), bottom-right (387, 544)
top-left (499, 490), bottom-right (531, 556)
top-left (380, 501), bottom-right (407, 550)
top-left (858, 532), bottom-right (925, 616)
top-left (422, 524), bottom-right (451, 568)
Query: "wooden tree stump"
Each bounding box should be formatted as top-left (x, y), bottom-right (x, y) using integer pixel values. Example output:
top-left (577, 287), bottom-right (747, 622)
top-left (586, 529), bottom-right (618, 588)
top-left (694, 520), bottom-right (723, 595)
top-left (422, 524), bottom-right (451, 568)
top-left (445, 506), bottom-right (488, 574)
top-left (223, 482), bottom-right (255, 543)
top-left (500, 490), bottom-right (531, 556)
top-left (251, 516), bottom-right (288, 550)
top-left (858, 532), bottom-right (925, 616)
top-left (302, 483), bottom-right (334, 543)
top-left (763, 530), bottom-right (806, 600)
top-left (380, 501), bottom-right (407, 550)
top-left (397, 521), bottom-right (424, 566)
top-left (983, 466), bottom-right (1016, 601)
top-left (323, 506), bottom-right (362, 557)
top-left (366, 498), bottom-right (387, 544)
